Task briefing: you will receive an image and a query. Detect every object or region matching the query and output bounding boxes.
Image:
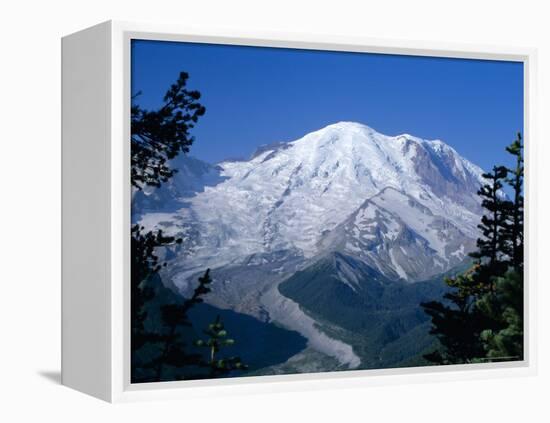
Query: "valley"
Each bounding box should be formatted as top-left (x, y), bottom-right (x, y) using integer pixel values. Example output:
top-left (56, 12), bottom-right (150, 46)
top-left (132, 121), bottom-right (486, 375)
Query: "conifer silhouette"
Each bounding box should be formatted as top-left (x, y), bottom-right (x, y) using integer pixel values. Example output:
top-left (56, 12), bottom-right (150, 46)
top-left (195, 315), bottom-right (248, 377)
top-left (131, 71), bottom-right (206, 189)
top-left (152, 270), bottom-right (214, 380)
top-left (130, 72), bottom-right (248, 382)
top-left (130, 71), bottom-right (209, 382)
top-left (422, 133), bottom-right (524, 364)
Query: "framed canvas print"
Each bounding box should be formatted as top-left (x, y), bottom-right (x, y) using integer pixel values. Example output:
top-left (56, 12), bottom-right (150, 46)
top-left (61, 21), bottom-right (538, 402)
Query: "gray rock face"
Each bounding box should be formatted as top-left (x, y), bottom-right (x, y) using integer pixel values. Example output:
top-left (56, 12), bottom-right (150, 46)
top-left (410, 137), bottom-right (483, 212)
top-left (318, 187), bottom-right (476, 281)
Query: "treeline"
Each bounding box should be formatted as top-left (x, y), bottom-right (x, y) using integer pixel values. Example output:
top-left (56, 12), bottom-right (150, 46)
top-left (131, 73), bottom-right (246, 383)
top-left (422, 134), bottom-right (524, 364)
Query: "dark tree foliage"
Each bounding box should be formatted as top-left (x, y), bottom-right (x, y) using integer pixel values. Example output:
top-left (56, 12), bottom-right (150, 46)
top-left (421, 271), bottom-right (489, 364)
top-left (501, 133), bottom-right (524, 271)
top-left (422, 299), bottom-right (481, 364)
top-left (478, 270), bottom-right (523, 361)
top-left (150, 270), bottom-right (214, 381)
top-left (421, 166), bottom-right (511, 365)
top-left (131, 71), bottom-right (206, 189)
top-left (131, 72), bottom-right (247, 382)
top-left (422, 133), bottom-right (524, 365)
top-left (469, 165), bottom-right (510, 292)
top-left (131, 225), bottom-right (182, 353)
top-left (476, 134), bottom-right (524, 361)
top-left (131, 71), bottom-right (209, 382)
top-left (194, 315), bottom-right (248, 377)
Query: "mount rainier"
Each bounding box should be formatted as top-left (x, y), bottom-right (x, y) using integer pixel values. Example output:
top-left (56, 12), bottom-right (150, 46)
top-left (133, 121), bottom-right (487, 372)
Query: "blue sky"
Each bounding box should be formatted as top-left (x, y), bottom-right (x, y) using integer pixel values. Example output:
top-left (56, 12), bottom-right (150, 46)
top-left (131, 39), bottom-right (523, 172)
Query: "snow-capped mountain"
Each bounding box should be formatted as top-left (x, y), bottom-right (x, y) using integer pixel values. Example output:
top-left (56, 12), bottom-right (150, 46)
top-left (133, 121), bottom-right (490, 371)
top-left (134, 121), bottom-right (485, 287)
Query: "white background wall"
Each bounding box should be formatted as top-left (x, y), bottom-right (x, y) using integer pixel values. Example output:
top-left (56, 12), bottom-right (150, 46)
top-left (0, 0), bottom-right (548, 421)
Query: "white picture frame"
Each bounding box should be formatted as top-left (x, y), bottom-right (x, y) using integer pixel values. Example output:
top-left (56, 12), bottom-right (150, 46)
top-left (61, 20), bottom-right (538, 403)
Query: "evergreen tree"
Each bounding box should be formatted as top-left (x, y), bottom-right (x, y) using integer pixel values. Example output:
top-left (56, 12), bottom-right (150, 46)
top-left (151, 270), bottom-right (214, 380)
top-left (131, 225), bottom-right (182, 353)
top-left (468, 165), bottom-right (510, 293)
top-left (421, 271), bottom-right (488, 364)
top-left (131, 71), bottom-right (206, 339)
top-left (421, 166), bottom-right (510, 364)
top-left (501, 133), bottom-right (524, 271)
top-left (194, 315), bottom-right (248, 377)
top-left (477, 270), bottom-right (523, 361)
top-left (131, 71), bottom-right (207, 382)
top-left (130, 73), bottom-right (247, 380)
top-left (131, 71), bottom-right (206, 189)
top-left (422, 133), bottom-right (524, 365)
top-left (475, 134), bottom-right (524, 361)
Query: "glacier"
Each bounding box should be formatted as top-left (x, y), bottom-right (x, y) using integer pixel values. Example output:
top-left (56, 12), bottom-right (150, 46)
top-left (134, 121), bottom-right (485, 284)
top-left (132, 121), bottom-right (487, 370)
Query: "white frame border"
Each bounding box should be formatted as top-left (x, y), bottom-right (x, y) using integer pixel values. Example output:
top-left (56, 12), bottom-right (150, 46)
top-left (108, 21), bottom-right (538, 403)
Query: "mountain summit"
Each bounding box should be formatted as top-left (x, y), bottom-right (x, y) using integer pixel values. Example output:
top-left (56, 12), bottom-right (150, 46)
top-left (135, 121), bottom-right (485, 284)
top-left (133, 121), bottom-right (489, 370)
